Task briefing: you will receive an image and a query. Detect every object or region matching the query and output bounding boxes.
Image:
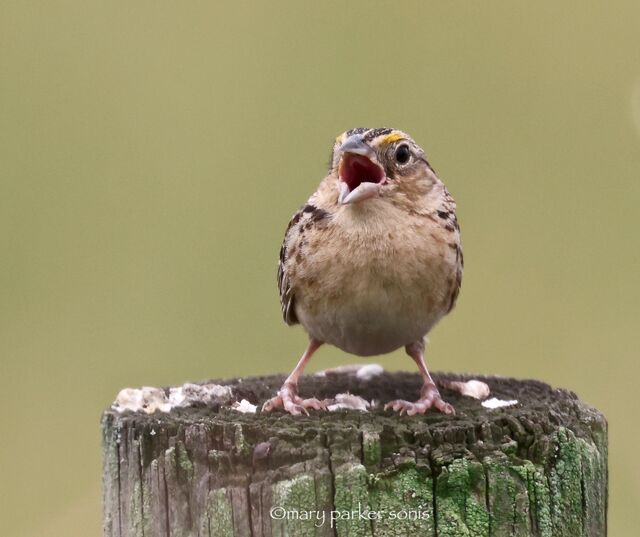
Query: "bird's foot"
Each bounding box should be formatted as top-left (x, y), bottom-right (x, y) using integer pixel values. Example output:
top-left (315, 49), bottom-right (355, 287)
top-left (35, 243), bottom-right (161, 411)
top-left (261, 382), bottom-right (326, 416)
top-left (384, 382), bottom-right (455, 416)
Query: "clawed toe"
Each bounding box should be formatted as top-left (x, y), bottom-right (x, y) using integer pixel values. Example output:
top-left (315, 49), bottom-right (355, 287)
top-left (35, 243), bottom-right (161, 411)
top-left (284, 396), bottom-right (325, 416)
top-left (432, 398), bottom-right (455, 415)
top-left (384, 399), bottom-right (423, 416)
top-left (261, 396), bottom-right (283, 413)
top-left (384, 393), bottom-right (455, 416)
top-left (262, 388), bottom-right (327, 416)
top-left (293, 396), bottom-right (326, 411)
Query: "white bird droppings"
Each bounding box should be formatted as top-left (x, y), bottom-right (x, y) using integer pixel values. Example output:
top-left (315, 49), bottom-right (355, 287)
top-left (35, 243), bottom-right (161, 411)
top-left (481, 397), bottom-right (518, 409)
top-left (355, 364), bottom-right (385, 380)
top-left (326, 393), bottom-right (371, 412)
top-left (315, 363), bottom-right (384, 380)
top-left (440, 379), bottom-right (491, 400)
top-left (232, 399), bottom-right (258, 413)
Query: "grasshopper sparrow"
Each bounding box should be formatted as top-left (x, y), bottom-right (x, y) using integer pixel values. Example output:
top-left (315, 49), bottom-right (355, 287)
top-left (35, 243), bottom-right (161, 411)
top-left (263, 128), bottom-right (463, 416)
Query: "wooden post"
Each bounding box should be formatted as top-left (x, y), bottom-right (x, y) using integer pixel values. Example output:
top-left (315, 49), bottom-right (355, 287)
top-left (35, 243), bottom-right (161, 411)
top-left (102, 372), bottom-right (607, 537)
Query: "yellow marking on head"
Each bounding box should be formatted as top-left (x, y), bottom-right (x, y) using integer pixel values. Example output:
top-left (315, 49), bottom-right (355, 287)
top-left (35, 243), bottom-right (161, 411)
top-left (381, 133), bottom-right (403, 145)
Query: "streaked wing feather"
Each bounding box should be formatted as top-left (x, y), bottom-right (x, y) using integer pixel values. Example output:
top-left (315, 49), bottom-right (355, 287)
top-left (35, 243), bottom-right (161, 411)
top-left (277, 202), bottom-right (330, 325)
top-left (439, 187), bottom-right (463, 313)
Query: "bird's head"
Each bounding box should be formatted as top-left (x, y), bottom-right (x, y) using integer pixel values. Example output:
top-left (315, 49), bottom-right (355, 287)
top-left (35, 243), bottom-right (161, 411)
top-left (329, 128), bottom-right (437, 205)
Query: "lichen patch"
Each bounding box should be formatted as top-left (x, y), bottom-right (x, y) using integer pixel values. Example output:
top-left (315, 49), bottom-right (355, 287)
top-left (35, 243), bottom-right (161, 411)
top-left (112, 382), bottom-right (234, 413)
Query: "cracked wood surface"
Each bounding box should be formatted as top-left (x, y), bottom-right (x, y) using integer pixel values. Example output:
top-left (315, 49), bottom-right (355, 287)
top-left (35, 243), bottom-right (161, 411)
top-left (102, 372), bottom-right (607, 537)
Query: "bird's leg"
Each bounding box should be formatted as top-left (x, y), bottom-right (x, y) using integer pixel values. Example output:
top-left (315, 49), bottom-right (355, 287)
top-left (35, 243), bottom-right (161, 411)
top-left (262, 339), bottom-right (326, 416)
top-left (385, 340), bottom-right (455, 416)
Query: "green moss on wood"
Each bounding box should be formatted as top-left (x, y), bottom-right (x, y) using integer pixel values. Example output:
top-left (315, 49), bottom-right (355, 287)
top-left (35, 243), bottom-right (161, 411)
top-left (369, 464), bottom-right (435, 537)
top-left (521, 461), bottom-right (552, 537)
top-left (176, 441), bottom-right (194, 482)
top-left (101, 414), bottom-right (119, 537)
top-left (313, 470), bottom-right (335, 537)
top-left (332, 463), bottom-right (374, 537)
top-left (579, 434), bottom-right (607, 536)
top-left (232, 423), bottom-right (251, 456)
top-left (129, 481), bottom-right (144, 537)
top-left (484, 456), bottom-right (531, 536)
top-left (271, 474), bottom-right (322, 537)
top-left (362, 428), bottom-right (382, 469)
top-left (436, 458), bottom-right (490, 537)
top-left (549, 428), bottom-right (584, 536)
top-left (207, 489), bottom-right (234, 537)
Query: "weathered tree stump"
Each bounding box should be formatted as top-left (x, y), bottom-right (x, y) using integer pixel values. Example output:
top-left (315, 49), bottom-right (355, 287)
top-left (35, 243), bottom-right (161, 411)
top-left (102, 372), bottom-right (607, 537)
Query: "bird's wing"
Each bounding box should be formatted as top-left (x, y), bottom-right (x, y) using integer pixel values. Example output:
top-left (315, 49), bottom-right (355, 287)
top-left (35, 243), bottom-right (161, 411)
top-left (278, 202), bottom-right (330, 325)
top-left (278, 216), bottom-right (298, 325)
top-left (438, 188), bottom-right (463, 313)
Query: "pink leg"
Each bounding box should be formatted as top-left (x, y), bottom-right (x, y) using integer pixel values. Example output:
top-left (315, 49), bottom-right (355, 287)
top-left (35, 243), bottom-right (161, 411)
top-left (384, 340), bottom-right (455, 416)
top-left (262, 339), bottom-right (326, 416)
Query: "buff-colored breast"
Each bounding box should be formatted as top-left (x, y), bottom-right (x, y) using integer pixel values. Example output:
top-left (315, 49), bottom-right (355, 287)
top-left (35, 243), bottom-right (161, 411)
top-left (289, 200), bottom-right (459, 356)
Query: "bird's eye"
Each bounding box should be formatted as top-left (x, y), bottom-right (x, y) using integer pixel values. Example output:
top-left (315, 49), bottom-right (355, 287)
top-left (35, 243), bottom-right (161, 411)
top-left (395, 144), bottom-right (411, 165)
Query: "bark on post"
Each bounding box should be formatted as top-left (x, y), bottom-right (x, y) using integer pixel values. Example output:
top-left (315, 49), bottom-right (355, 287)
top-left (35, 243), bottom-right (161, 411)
top-left (102, 372), bottom-right (607, 537)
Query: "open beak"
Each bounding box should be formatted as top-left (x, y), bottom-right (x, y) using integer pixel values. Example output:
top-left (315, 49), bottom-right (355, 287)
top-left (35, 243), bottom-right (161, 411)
top-left (338, 135), bottom-right (386, 204)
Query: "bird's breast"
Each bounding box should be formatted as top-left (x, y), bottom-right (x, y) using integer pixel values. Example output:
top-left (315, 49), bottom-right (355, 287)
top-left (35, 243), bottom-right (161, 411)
top-left (291, 205), bottom-right (460, 356)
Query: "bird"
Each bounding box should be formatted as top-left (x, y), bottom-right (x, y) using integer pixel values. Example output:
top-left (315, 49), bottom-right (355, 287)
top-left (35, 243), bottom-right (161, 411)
top-left (262, 127), bottom-right (463, 416)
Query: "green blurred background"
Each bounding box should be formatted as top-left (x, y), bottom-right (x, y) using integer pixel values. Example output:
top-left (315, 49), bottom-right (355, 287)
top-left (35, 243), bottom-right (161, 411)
top-left (1, 2), bottom-right (638, 535)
